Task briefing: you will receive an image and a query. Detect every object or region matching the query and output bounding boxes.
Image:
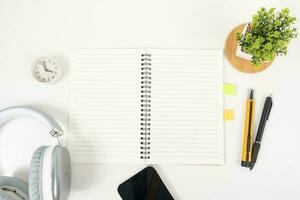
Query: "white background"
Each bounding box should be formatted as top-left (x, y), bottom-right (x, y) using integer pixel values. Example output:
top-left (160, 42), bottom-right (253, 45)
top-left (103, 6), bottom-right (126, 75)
top-left (0, 0), bottom-right (300, 199)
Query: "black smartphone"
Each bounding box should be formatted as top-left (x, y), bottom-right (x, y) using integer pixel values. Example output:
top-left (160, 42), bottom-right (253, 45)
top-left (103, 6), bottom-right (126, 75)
top-left (118, 166), bottom-right (174, 200)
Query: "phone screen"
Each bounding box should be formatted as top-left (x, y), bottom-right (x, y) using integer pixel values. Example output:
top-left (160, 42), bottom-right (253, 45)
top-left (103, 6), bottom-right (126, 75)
top-left (118, 166), bottom-right (174, 200)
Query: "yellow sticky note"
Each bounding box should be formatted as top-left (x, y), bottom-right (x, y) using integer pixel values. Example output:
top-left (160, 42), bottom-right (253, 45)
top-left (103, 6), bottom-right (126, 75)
top-left (224, 109), bottom-right (235, 121)
top-left (224, 83), bottom-right (236, 95)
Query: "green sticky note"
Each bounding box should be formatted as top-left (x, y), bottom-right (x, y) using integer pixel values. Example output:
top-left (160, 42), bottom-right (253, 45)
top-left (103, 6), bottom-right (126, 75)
top-left (224, 83), bottom-right (236, 95)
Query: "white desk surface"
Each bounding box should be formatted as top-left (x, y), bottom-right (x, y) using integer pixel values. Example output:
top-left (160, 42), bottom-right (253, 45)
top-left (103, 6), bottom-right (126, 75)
top-left (0, 0), bottom-right (300, 199)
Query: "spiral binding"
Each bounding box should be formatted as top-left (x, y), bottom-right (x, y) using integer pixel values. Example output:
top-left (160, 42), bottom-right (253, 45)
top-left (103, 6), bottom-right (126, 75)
top-left (140, 53), bottom-right (151, 159)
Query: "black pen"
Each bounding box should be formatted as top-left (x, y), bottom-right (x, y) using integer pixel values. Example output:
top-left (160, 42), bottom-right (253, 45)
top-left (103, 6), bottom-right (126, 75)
top-left (250, 95), bottom-right (273, 170)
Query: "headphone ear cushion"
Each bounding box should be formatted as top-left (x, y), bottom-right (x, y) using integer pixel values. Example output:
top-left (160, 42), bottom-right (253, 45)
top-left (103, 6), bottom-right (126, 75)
top-left (0, 190), bottom-right (18, 200)
top-left (0, 176), bottom-right (29, 200)
top-left (28, 146), bottom-right (47, 200)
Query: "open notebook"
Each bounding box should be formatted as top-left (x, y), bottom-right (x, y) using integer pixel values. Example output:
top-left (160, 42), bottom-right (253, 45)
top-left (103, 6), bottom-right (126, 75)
top-left (70, 49), bottom-right (224, 165)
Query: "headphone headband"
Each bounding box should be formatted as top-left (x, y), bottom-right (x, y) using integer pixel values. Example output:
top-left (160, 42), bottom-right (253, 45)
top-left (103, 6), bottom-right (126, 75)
top-left (0, 106), bottom-right (64, 142)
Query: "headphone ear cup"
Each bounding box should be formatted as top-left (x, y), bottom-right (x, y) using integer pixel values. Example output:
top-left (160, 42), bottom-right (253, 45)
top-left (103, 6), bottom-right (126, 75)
top-left (28, 146), bottom-right (71, 200)
top-left (51, 146), bottom-right (71, 200)
top-left (0, 176), bottom-right (29, 200)
top-left (28, 146), bottom-right (47, 200)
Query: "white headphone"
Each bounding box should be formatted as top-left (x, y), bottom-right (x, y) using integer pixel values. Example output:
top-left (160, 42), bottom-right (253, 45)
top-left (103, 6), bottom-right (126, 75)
top-left (0, 106), bottom-right (71, 200)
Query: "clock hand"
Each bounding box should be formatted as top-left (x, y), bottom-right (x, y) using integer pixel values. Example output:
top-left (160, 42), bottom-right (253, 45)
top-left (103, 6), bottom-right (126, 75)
top-left (41, 60), bottom-right (54, 73)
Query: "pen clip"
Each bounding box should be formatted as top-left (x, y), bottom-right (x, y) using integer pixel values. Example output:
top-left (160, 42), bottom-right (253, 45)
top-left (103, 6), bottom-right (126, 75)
top-left (265, 97), bottom-right (273, 120)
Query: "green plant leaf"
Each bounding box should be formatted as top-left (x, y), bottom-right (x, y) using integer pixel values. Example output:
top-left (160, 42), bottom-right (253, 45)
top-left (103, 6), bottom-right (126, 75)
top-left (236, 7), bottom-right (297, 65)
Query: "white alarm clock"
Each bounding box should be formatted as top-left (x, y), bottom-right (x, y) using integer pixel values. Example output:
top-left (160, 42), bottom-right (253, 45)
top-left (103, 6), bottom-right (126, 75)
top-left (33, 57), bottom-right (63, 83)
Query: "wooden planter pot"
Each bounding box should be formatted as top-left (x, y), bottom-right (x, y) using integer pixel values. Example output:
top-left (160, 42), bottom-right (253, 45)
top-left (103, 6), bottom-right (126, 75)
top-left (224, 23), bottom-right (274, 73)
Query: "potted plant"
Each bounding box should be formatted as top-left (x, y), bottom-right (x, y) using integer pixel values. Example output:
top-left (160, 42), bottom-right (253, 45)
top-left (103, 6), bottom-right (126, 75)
top-left (236, 8), bottom-right (297, 66)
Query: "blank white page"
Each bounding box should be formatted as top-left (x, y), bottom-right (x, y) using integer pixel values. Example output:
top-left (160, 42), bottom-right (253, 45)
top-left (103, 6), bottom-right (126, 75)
top-left (70, 49), bottom-right (143, 163)
top-left (149, 49), bottom-right (224, 164)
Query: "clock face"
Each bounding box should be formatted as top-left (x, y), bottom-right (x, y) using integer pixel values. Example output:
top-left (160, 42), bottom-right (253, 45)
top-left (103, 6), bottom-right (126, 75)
top-left (33, 57), bottom-right (61, 83)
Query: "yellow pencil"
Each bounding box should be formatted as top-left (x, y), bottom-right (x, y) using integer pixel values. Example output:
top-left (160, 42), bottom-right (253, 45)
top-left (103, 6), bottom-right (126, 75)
top-left (241, 89), bottom-right (255, 167)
